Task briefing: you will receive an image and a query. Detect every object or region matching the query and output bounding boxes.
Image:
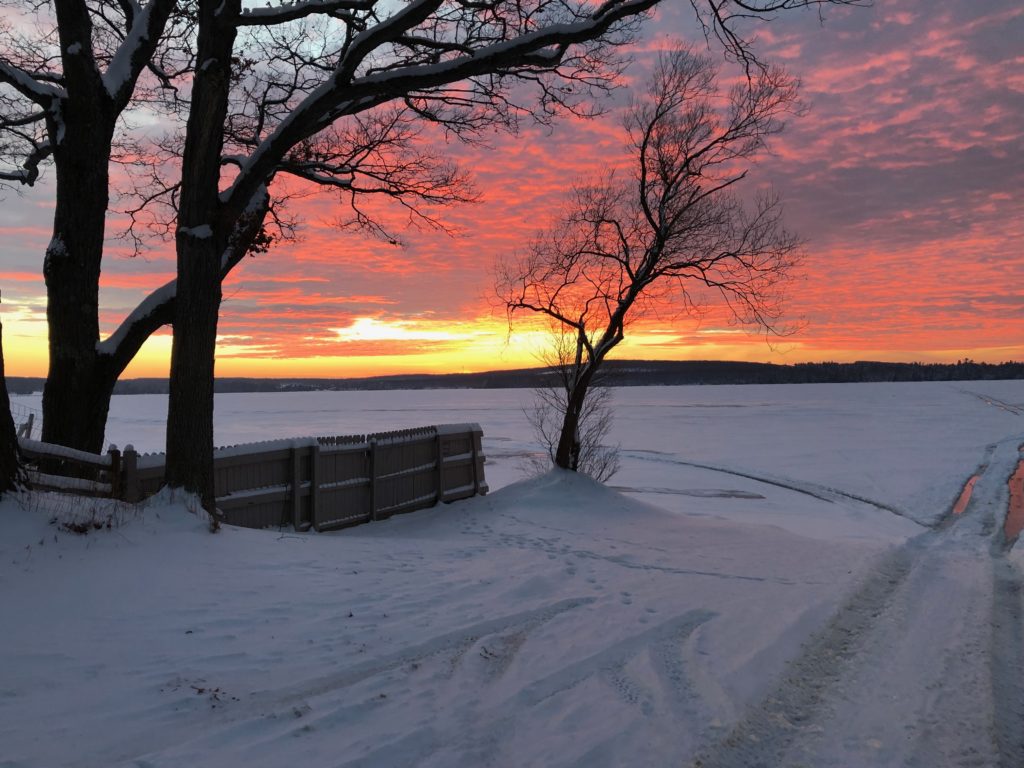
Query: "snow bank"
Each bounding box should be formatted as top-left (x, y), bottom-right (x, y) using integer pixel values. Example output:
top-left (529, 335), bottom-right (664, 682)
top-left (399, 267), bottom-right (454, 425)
top-left (0, 470), bottom-right (894, 768)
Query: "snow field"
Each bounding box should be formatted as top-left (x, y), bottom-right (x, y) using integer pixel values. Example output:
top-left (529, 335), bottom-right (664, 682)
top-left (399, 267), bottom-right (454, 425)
top-left (2, 380), bottom-right (1023, 767)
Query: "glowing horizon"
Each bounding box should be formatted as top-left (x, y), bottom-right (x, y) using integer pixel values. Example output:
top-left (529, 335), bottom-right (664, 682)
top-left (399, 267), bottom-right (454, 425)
top-left (3, 310), bottom-right (1019, 380)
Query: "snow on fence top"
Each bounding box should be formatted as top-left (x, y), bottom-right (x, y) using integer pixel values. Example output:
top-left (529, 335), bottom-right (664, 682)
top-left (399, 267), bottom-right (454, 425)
top-left (436, 423), bottom-right (483, 436)
top-left (18, 437), bottom-right (112, 468)
top-left (213, 437), bottom-right (320, 460)
top-left (130, 425), bottom-right (482, 464)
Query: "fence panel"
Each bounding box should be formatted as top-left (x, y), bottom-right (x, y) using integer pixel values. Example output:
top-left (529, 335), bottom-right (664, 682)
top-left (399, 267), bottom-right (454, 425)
top-left (372, 428), bottom-right (439, 520)
top-left (18, 437), bottom-right (115, 496)
top-left (437, 424), bottom-right (487, 501)
top-left (134, 453), bottom-right (165, 500)
top-left (315, 439), bottom-right (373, 531)
top-left (17, 423), bottom-right (487, 532)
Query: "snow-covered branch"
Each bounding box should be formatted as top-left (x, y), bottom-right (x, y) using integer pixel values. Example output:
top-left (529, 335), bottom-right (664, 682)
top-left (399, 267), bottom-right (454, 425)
top-left (237, 0), bottom-right (374, 27)
top-left (102, 0), bottom-right (178, 105)
top-left (97, 185), bottom-right (271, 374)
top-left (0, 60), bottom-right (65, 104)
top-left (96, 278), bottom-right (177, 359)
top-left (221, 0), bottom-right (658, 216)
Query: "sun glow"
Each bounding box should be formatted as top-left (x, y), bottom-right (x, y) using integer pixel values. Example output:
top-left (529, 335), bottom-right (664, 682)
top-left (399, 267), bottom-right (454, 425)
top-left (331, 317), bottom-right (483, 344)
top-left (3, 304), bottom-right (1021, 381)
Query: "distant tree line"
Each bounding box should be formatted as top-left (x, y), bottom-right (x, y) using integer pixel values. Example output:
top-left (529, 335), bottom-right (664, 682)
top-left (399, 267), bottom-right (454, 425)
top-left (6, 359), bottom-right (1023, 397)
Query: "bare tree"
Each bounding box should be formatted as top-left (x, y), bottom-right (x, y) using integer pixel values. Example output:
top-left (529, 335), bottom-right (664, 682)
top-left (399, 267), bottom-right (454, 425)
top-left (0, 0), bottom-right (188, 453)
top-left (500, 45), bottom-right (802, 472)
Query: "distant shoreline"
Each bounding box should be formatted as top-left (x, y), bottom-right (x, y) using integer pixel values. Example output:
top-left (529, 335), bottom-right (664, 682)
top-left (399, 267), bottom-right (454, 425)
top-left (7, 359), bottom-right (1023, 396)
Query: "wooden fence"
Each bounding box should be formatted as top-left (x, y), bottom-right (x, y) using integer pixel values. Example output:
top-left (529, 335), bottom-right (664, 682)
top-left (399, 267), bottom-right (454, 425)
top-left (19, 438), bottom-right (118, 497)
top-left (18, 423), bottom-right (487, 532)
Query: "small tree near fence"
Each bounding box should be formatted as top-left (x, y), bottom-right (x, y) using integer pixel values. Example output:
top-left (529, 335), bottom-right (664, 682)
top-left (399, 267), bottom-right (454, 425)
top-left (527, 329), bottom-right (620, 481)
top-left (499, 45), bottom-right (802, 473)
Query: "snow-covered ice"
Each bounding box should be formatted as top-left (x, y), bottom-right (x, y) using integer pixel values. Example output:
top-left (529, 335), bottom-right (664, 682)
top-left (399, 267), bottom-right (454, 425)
top-left (2, 381), bottom-right (1023, 767)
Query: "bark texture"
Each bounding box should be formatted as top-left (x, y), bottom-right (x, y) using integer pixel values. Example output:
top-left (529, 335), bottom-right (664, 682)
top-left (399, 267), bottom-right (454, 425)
top-left (163, 0), bottom-right (240, 511)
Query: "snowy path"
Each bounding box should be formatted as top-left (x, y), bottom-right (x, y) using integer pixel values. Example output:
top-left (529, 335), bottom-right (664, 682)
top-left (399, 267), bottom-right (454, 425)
top-left (692, 436), bottom-right (1024, 768)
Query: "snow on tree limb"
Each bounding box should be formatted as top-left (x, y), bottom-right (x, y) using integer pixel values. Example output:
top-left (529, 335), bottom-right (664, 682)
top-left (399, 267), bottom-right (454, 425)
top-left (220, 0), bottom-right (659, 216)
top-left (0, 139), bottom-right (51, 185)
top-left (0, 61), bottom-right (65, 104)
top-left (102, 0), bottom-right (177, 105)
top-left (96, 278), bottom-right (177, 359)
top-left (97, 185), bottom-right (271, 367)
top-left (237, 0), bottom-right (374, 27)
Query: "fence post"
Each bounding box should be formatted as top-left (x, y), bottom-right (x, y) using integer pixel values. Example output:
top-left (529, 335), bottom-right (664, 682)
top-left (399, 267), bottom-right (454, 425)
top-left (369, 438), bottom-right (378, 521)
top-left (469, 429), bottom-right (479, 495)
top-left (435, 429), bottom-right (445, 503)
top-left (290, 445), bottom-right (301, 527)
top-left (122, 445), bottom-right (139, 502)
top-left (108, 445), bottom-right (121, 500)
top-left (18, 412), bottom-right (34, 439)
top-left (304, 442), bottom-right (319, 532)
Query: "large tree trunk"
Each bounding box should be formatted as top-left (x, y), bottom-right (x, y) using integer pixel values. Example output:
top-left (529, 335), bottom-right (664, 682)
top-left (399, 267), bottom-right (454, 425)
top-left (42, 360), bottom-right (115, 455)
top-left (165, 237), bottom-right (222, 510)
top-left (40, 64), bottom-right (114, 454)
top-left (0, 305), bottom-right (22, 493)
top-left (164, 0), bottom-right (239, 512)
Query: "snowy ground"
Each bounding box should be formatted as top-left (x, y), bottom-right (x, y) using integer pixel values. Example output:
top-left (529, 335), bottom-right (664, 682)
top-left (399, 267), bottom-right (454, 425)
top-left (2, 381), bottom-right (1023, 767)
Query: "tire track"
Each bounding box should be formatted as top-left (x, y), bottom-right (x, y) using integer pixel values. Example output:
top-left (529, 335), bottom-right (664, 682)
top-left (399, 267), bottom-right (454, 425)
top-left (109, 598), bottom-right (597, 768)
top-left (623, 450), bottom-right (919, 524)
top-left (688, 544), bottom-right (916, 768)
top-left (260, 597), bottom-right (597, 708)
top-left (991, 554), bottom-right (1024, 767)
top-left (690, 442), bottom-right (1024, 768)
top-left (475, 521), bottom-right (793, 585)
top-left (960, 389), bottom-right (1024, 417)
top-left (336, 609), bottom-right (716, 768)
top-left (937, 442), bottom-right (996, 527)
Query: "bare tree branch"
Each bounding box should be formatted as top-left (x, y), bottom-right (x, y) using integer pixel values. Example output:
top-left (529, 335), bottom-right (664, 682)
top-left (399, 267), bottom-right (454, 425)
top-left (237, 0), bottom-right (375, 28)
top-left (0, 60), bottom-right (65, 104)
top-left (499, 44), bottom-right (803, 470)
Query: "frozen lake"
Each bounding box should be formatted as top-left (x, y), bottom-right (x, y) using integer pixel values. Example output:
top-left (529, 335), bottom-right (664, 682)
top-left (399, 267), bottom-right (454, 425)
top-left (12, 379), bottom-right (1024, 536)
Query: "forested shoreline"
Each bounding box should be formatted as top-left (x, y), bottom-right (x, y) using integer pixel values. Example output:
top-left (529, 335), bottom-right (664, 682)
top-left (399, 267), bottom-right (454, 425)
top-left (7, 359), bottom-right (1022, 396)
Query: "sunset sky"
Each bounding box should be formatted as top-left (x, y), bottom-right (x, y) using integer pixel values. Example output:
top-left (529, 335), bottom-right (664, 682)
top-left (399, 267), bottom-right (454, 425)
top-left (1, 0), bottom-right (1022, 379)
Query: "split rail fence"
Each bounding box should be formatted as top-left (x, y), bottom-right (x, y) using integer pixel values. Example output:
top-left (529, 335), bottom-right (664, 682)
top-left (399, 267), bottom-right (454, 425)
top-left (18, 423), bottom-right (487, 532)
